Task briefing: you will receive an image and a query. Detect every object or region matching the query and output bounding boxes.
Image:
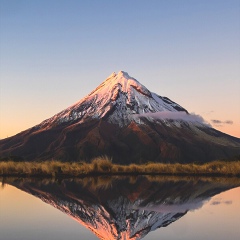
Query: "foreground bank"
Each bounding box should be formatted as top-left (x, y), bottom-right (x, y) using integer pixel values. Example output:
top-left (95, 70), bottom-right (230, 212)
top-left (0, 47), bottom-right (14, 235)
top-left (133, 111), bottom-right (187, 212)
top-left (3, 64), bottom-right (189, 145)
top-left (0, 156), bottom-right (240, 177)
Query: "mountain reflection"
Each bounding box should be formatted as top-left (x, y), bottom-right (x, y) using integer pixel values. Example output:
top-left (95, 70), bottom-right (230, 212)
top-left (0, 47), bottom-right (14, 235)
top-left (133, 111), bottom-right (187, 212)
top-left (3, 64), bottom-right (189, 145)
top-left (6, 176), bottom-right (240, 240)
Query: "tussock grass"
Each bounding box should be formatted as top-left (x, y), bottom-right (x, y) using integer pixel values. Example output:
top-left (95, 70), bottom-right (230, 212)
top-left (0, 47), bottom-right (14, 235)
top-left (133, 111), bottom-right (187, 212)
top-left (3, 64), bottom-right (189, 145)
top-left (0, 156), bottom-right (240, 177)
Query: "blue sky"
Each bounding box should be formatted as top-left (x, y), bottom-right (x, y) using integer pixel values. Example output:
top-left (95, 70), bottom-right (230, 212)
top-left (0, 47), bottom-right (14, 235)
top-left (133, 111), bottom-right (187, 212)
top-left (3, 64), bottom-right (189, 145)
top-left (0, 0), bottom-right (240, 138)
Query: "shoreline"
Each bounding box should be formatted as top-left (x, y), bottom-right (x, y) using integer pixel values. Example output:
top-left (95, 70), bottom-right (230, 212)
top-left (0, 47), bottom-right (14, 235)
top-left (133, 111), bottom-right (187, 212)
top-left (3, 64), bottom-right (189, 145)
top-left (1, 157), bottom-right (240, 178)
top-left (0, 172), bottom-right (239, 179)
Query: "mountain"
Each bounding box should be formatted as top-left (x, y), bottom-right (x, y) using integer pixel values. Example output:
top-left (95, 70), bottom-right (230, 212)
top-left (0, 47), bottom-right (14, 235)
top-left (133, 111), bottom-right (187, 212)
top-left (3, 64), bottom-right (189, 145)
top-left (0, 71), bottom-right (240, 163)
top-left (7, 176), bottom-right (240, 240)
top-left (37, 71), bottom-right (188, 128)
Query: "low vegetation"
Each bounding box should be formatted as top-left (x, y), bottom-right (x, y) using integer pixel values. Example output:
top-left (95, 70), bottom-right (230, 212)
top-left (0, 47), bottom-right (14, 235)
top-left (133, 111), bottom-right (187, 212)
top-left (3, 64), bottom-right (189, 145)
top-left (0, 156), bottom-right (240, 177)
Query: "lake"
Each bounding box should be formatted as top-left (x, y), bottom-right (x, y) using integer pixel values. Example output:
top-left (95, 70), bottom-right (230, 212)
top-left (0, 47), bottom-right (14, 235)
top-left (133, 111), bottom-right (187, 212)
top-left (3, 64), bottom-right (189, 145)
top-left (0, 176), bottom-right (240, 240)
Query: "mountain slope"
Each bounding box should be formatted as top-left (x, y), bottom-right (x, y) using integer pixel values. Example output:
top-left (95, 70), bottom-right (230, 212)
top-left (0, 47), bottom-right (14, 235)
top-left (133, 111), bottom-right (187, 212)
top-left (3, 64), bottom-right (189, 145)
top-left (0, 71), bottom-right (240, 162)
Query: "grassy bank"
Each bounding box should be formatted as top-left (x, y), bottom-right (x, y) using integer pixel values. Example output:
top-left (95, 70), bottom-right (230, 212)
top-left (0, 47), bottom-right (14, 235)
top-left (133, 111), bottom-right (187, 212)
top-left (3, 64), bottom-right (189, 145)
top-left (0, 156), bottom-right (240, 177)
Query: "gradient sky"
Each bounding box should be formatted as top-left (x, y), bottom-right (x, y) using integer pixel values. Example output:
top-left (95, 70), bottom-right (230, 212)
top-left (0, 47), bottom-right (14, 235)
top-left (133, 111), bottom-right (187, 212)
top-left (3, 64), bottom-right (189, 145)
top-left (0, 0), bottom-right (239, 139)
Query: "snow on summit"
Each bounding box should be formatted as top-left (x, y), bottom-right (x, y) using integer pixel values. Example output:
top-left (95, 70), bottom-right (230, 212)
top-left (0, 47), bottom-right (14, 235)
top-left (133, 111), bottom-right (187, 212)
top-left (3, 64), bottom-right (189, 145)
top-left (88, 71), bottom-right (151, 98)
top-left (38, 71), bottom-right (193, 128)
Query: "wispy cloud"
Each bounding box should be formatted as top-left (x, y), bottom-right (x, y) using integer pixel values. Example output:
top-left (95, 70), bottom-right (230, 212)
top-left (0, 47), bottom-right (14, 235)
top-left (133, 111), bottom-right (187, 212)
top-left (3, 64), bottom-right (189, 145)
top-left (210, 200), bottom-right (232, 206)
top-left (211, 119), bottom-right (233, 125)
top-left (211, 119), bottom-right (222, 124)
top-left (133, 111), bottom-right (210, 125)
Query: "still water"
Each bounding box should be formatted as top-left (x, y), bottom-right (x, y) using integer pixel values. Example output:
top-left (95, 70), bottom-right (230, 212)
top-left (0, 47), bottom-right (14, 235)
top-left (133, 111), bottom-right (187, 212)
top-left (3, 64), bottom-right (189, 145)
top-left (0, 176), bottom-right (240, 240)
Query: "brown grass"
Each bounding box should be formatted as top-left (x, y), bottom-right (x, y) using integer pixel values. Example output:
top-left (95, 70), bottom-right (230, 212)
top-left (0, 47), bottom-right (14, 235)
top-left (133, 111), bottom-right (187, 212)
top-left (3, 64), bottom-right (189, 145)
top-left (0, 156), bottom-right (240, 177)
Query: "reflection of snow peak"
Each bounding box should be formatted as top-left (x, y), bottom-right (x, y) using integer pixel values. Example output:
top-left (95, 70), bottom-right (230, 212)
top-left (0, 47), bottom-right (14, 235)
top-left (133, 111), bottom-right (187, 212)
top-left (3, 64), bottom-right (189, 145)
top-left (10, 177), bottom-right (239, 240)
top-left (135, 111), bottom-right (209, 125)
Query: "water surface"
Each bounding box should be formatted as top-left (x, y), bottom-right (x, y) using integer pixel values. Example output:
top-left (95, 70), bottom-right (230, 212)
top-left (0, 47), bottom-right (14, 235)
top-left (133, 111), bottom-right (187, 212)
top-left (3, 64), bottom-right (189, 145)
top-left (0, 176), bottom-right (240, 240)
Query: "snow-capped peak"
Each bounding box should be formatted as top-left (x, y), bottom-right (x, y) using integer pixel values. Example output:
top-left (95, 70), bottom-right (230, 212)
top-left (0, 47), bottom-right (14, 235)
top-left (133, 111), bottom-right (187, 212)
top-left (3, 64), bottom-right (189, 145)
top-left (88, 70), bottom-right (151, 98)
top-left (38, 71), bottom-right (188, 128)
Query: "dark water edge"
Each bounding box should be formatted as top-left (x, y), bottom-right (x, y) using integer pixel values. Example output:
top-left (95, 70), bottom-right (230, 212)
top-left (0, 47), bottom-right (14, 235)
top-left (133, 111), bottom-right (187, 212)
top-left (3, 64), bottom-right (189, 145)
top-left (1, 171), bottom-right (240, 179)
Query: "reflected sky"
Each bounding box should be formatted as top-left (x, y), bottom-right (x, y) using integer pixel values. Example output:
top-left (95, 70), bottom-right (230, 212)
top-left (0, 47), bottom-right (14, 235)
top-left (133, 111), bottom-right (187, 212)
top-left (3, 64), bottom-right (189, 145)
top-left (0, 183), bottom-right (98, 240)
top-left (146, 185), bottom-right (240, 240)
top-left (0, 176), bottom-right (240, 240)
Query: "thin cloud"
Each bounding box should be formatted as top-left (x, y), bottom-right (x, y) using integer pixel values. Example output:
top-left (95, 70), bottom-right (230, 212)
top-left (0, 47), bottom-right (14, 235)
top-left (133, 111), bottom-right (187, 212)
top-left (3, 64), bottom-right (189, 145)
top-left (210, 200), bottom-right (232, 206)
top-left (211, 119), bottom-right (233, 125)
top-left (224, 120), bottom-right (233, 125)
top-left (211, 119), bottom-right (222, 124)
top-left (211, 201), bottom-right (221, 205)
top-left (134, 111), bottom-right (210, 125)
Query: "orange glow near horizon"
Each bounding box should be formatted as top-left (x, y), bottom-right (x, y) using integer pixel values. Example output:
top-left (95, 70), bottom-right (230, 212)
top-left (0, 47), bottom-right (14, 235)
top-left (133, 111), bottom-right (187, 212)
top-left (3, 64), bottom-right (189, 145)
top-left (1, 112), bottom-right (239, 139)
top-left (1, 118), bottom-right (239, 140)
top-left (213, 125), bottom-right (240, 139)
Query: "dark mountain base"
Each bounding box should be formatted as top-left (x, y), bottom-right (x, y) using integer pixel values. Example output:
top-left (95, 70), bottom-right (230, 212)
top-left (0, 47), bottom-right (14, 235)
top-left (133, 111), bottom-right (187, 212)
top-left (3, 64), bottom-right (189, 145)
top-left (1, 119), bottom-right (240, 164)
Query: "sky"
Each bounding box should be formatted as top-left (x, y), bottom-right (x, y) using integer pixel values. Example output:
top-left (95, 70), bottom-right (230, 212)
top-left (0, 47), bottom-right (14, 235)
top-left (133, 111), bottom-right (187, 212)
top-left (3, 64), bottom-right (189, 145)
top-left (0, 0), bottom-right (239, 139)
